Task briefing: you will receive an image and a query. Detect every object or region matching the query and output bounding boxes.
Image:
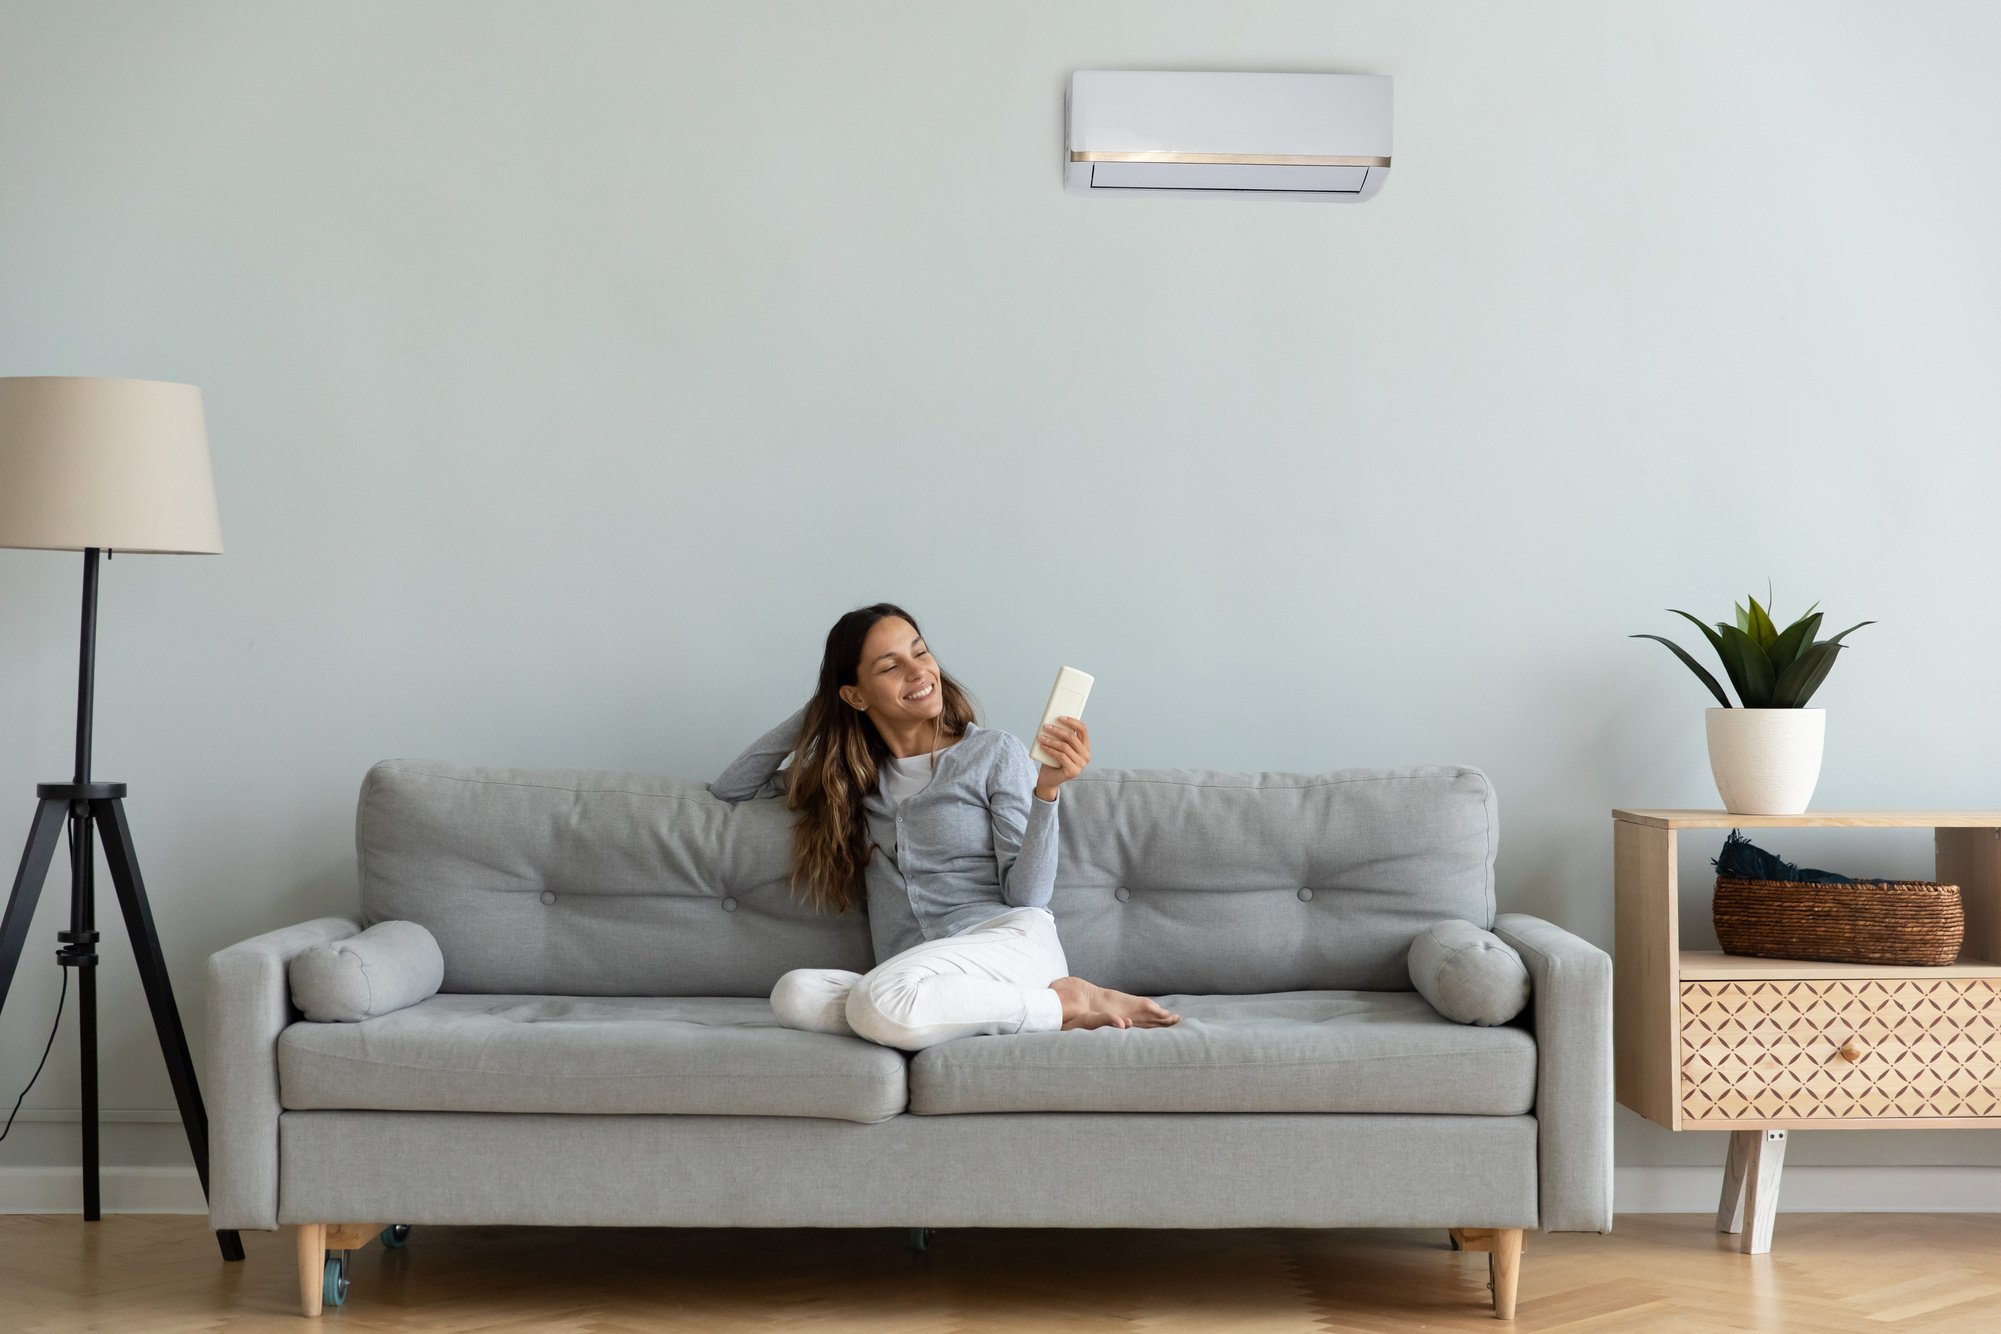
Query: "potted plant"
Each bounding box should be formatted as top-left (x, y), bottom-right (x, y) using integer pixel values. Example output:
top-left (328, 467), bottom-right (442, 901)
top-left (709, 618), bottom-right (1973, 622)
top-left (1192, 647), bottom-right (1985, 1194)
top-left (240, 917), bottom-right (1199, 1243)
top-left (1632, 584), bottom-right (1874, 815)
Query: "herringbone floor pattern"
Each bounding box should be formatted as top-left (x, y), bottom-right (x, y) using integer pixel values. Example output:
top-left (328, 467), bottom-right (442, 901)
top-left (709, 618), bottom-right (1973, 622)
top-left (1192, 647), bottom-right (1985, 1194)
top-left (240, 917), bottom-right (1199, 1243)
top-left (3, 1213), bottom-right (1999, 1331)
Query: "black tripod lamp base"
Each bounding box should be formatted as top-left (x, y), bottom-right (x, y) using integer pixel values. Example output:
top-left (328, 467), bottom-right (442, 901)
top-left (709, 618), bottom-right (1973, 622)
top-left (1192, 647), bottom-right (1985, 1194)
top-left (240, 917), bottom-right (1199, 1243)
top-left (1, 784), bottom-right (242, 1262)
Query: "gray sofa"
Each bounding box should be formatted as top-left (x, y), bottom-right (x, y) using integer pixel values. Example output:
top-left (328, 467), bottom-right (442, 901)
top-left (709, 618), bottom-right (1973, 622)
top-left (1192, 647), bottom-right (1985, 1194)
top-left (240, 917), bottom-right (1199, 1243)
top-left (207, 756), bottom-right (1611, 1319)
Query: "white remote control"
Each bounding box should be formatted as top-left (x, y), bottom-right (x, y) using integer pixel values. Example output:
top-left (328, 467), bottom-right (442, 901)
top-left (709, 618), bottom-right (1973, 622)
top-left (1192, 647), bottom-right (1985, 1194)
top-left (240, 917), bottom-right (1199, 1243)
top-left (1029, 666), bottom-right (1094, 768)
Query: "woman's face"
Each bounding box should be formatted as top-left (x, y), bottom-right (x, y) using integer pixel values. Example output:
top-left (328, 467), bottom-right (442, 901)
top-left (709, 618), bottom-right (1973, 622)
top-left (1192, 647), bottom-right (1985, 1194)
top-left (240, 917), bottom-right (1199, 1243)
top-left (840, 617), bottom-right (944, 722)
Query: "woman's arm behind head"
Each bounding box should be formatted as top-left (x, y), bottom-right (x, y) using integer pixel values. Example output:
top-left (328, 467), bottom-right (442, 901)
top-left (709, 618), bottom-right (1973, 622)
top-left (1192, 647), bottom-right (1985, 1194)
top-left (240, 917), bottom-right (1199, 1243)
top-left (708, 702), bottom-right (810, 803)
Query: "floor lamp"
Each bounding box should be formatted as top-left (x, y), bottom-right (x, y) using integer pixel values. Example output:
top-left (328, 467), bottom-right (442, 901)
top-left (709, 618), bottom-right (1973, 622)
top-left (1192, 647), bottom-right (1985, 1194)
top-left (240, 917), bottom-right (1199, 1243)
top-left (0, 376), bottom-right (241, 1261)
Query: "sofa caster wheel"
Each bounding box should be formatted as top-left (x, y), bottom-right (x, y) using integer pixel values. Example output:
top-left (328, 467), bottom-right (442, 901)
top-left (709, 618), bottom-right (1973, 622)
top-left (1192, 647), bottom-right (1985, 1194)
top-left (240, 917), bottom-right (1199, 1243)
top-left (323, 1254), bottom-right (350, 1307)
top-left (381, 1223), bottom-right (412, 1249)
top-left (908, 1227), bottom-right (936, 1252)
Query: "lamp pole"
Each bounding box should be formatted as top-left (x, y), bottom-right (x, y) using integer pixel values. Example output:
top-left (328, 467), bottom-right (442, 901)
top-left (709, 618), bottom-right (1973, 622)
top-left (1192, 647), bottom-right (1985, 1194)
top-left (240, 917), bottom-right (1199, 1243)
top-left (57, 548), bottom-right (103, 1218)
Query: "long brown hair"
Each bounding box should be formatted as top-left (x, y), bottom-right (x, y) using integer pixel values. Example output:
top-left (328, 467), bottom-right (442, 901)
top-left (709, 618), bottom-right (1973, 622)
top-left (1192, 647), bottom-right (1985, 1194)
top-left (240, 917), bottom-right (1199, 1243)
top-left (780, 603), bottom-right (979, 915)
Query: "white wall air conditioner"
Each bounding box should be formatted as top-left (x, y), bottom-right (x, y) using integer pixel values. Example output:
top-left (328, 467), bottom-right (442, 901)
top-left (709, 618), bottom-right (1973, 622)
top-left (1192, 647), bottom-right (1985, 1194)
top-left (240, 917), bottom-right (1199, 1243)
top-left (1065, 70), bottom-right (1392, 202)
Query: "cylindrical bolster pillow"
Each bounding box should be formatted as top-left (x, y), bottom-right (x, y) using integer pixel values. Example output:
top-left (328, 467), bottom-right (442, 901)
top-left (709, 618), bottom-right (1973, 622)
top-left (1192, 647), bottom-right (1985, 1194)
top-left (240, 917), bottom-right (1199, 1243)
top-left (1408, 918), bottom-right (1531, 1026)
top-left (288, 920), bottom-right (444, 1022)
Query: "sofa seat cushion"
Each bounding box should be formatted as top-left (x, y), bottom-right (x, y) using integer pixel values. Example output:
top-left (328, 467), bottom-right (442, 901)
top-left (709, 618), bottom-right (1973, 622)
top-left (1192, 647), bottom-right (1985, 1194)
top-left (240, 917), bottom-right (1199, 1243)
top-left (908, 990), bottom-right (1536, 1115)
top-left (278, 994), bottom-right (907, 1124)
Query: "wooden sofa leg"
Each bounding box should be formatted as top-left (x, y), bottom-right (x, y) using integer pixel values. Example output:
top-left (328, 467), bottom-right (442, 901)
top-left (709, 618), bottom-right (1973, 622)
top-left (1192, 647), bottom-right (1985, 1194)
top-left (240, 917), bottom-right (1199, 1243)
top-left (1492, 1228), bottom-right (1522, 1319)
top-left (296, 1223), bottom-right (382, 1316)
top-left (296, 1223), bottom-right (326, 1317)
top-left (1448, 1227), bottom-right (1526, 1320)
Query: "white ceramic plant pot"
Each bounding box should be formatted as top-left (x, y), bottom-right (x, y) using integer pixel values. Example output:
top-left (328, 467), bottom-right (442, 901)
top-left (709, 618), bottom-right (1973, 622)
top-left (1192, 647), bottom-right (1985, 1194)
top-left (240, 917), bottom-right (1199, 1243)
top-left (1705, 708), bottom-right (1825, 815)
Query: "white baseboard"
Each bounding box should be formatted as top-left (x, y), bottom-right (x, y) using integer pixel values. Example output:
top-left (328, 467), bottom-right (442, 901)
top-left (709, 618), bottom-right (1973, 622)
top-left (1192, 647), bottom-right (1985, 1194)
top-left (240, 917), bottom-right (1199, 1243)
top-left (6, 1164), bottom-right (1998, 1217)
top-left (0, 1166), bottom-right (208, 1214)
top-left (1616, 1165), bottom-right (2001, 1213)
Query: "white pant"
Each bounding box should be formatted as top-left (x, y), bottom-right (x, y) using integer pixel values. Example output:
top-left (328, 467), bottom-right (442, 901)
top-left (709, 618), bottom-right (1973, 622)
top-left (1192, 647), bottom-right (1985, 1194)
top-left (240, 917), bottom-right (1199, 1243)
top-left (770, 906), bottom-right (1070, 1052)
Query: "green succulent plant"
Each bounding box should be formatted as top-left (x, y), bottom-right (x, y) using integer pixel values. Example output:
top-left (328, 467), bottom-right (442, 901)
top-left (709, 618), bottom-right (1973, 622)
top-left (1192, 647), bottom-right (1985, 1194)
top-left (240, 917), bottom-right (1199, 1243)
top-left (1632, 580), bottom-right (1874, 708)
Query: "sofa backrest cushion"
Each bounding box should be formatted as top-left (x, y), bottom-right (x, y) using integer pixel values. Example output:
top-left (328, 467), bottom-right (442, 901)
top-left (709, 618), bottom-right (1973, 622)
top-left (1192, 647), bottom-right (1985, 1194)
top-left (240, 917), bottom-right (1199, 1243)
top-left (358, 761), bottom-right (873, 997)
top-left (356, 758), bottom-right (1496, 997)
top-left (1049, 764), bottom-right (1497, 994)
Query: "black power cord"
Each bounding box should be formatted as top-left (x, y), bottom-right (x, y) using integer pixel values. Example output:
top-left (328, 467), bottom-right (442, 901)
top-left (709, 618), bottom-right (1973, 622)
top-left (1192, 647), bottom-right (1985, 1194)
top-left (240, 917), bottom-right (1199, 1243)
top-left (0, 817), bottom-right (77, 1145)
top-left (0, 968), bottom-right (67, 1144)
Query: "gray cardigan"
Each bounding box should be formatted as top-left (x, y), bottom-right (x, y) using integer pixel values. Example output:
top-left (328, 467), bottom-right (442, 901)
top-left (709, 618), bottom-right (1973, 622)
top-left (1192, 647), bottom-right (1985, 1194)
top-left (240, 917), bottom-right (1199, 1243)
top-left (709, 704), bottom-right (1060, 963)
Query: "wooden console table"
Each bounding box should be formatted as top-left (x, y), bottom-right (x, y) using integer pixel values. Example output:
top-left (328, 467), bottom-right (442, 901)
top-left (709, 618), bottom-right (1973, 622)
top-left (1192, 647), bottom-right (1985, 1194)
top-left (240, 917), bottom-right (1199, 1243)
top-left (1613, 808), bottom-right (2001, 1253)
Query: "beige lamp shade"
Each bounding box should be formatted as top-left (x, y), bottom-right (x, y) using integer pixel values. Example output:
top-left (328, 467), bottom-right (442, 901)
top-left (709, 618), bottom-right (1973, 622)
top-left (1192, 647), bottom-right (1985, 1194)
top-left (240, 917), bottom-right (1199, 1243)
top-left (0, 376), bottom-right (223, 554)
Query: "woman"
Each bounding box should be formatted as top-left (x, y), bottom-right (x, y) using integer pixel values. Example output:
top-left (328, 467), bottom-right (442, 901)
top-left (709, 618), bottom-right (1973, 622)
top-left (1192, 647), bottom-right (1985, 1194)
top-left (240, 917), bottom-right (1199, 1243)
top-left (709, 602), bottom-right (1180, 1051)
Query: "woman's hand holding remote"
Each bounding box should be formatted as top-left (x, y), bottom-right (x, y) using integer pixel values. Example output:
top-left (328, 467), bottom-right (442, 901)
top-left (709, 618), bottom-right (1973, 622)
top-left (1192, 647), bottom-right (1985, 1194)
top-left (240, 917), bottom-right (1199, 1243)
top-left (1034, 717), bottom-right (1090, 802)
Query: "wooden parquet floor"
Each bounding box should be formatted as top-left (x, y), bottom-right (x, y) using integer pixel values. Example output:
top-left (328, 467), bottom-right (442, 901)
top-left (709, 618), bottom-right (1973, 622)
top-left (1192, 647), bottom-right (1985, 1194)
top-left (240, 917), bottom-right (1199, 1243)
top-left (2, 1213), bottom-right (1999, 1332)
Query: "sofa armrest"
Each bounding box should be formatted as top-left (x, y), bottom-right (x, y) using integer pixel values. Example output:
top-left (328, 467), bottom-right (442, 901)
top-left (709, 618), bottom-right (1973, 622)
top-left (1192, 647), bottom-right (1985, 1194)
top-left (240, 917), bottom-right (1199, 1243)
top-left (1491, 912), bottom-right (1612, 1232)
top-left (207, 917), bottom-right (361, 1231)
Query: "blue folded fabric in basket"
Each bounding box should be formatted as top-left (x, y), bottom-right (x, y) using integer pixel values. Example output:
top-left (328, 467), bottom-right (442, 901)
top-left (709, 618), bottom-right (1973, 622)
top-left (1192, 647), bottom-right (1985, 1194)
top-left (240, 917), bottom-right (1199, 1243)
top-left (1711, 829), bottom-right (1895, 885)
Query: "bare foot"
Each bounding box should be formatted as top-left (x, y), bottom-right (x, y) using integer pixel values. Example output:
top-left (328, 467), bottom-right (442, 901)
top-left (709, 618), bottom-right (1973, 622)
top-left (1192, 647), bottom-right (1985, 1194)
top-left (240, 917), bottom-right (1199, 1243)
top-left (1049, 976), bottom-right (1180, 1031)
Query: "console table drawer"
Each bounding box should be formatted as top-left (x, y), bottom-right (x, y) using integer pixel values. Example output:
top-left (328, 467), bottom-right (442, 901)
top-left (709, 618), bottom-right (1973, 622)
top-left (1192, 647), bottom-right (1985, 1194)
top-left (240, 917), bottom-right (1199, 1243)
top-left (1680, 978), bottom-right (2001, 1121)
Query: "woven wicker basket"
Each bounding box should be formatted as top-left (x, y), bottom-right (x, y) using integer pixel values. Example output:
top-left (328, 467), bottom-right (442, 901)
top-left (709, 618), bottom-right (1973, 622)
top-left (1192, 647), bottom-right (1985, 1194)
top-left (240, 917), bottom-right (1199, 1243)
top-left (1712, 876), bottom-right (1965, 967)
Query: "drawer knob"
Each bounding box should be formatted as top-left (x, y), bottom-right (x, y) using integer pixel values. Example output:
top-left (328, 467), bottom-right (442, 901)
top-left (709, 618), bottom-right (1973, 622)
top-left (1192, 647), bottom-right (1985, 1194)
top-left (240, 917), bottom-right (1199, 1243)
top-left (1837, 1037), bottom-right (1866, 1063)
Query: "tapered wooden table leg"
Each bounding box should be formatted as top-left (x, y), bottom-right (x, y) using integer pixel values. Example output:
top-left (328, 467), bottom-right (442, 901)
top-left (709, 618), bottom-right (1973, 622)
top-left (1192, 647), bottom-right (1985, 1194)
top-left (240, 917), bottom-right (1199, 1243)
top-left (1718, 1129), bottom-right (1753, 1234)
top-left (1741, 1128), bottom-right (1788, 1254)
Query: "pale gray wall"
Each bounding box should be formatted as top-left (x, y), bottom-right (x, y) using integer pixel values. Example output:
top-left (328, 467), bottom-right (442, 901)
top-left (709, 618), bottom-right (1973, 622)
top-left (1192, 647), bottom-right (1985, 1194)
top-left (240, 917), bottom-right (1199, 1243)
top-left (2, 1), bottom-right (1997, 1188)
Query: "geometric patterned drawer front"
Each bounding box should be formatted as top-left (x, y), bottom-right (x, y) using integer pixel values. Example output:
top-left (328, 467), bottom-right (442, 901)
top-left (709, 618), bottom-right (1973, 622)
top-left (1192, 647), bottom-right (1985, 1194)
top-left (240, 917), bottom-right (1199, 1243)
top-left (1680, 979), bottom-right (2001, 1121)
